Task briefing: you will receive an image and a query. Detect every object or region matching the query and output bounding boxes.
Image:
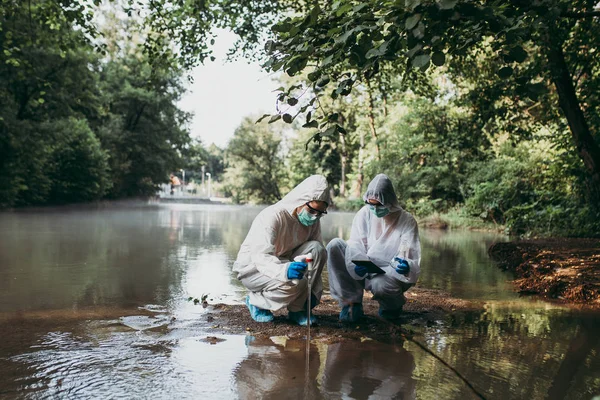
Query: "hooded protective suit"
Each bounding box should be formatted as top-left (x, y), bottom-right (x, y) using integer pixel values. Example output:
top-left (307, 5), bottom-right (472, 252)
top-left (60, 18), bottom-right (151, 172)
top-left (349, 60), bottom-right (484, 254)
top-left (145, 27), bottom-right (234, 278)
top-left (327, 174), bottom-right (421, 311)
top-left (233, 175), bottom-right (330, 312)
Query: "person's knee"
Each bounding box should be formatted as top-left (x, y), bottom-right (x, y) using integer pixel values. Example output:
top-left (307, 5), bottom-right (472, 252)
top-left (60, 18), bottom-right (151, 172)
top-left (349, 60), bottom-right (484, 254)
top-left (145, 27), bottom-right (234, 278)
top-left (310, 240), bottom-right (326, 257)
top-left (284, 279), bottom-right (306, 297)
top-left (370, 278), bottom-right (407, 299)
top-left (326, 238), bottom-right (345, 254)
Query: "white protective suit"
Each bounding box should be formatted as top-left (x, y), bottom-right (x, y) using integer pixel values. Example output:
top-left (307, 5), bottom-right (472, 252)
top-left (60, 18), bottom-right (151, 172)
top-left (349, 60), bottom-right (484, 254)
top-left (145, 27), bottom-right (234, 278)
top-left (233, 175), bottom-right (330, 312)
top-left (327, 174), bottom-right (421, 311)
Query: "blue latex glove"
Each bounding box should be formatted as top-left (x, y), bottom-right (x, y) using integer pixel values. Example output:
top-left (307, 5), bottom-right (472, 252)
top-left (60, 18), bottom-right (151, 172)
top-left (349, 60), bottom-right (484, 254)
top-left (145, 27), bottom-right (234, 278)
top-left (394, 257), bottom-right (410, 275)
top-left (354, 264), bottom-right (368, 277)
top-left (287, 261), bottom-right (307, 280)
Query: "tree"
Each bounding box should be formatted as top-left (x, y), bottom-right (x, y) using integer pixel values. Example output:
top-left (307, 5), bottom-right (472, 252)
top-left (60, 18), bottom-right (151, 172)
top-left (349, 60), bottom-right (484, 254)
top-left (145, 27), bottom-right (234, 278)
top-left (263, 0), bottom-right (600, 196)
top-left (0, 1), bottom-right (193, 206)
top-left (0, 1), bottom-right (108, 206)
top-left (97, 54), bottom-right (191, 198)
top-left (222, 117), bottom-right (284, 204)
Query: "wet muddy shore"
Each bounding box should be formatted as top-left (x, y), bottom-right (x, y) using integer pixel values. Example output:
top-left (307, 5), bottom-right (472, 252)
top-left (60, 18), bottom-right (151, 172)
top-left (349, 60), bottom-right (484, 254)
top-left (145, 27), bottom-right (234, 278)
top-left (488, 238), bottom-right (600, 307)
top-left (201, 288), bottom-right (484, 343)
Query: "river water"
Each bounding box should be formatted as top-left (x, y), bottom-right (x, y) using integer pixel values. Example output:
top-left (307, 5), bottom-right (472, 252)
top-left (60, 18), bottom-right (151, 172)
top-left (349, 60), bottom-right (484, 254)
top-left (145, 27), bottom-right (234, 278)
top-left (0, 202), bottom-right (598, 399)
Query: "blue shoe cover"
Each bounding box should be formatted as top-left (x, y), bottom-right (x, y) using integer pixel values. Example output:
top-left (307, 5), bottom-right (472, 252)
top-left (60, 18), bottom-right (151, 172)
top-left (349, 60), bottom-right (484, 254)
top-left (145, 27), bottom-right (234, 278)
top-left (351, 303), bottom-right (364, 321)
top-left (245, 296), bottom-right (274, 322)
top-left (339, 305), bottom-right (351, 322)
top-left (288, 310), bottom-right (317, 326)
top-left (339, 303), bottom-right (363, 322)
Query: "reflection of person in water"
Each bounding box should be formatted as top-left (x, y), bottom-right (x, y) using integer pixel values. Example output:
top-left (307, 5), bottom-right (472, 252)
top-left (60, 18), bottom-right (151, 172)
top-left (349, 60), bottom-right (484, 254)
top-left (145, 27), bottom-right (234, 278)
top-left (236, 336), bottom-right (320, 400)
top-left (321, 341), bottom-right (417, 400)
top-left (235, 337), bottom-right (416, 400)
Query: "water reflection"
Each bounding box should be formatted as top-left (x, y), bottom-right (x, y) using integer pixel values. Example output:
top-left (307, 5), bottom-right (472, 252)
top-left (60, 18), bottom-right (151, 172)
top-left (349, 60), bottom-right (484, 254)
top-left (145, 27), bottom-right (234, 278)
top-left (235, 337), bottom-right (416, 400)
top-left (235, 336), bottom-right (321, 399)
top-left (320, 341), bottom-right (416, 399)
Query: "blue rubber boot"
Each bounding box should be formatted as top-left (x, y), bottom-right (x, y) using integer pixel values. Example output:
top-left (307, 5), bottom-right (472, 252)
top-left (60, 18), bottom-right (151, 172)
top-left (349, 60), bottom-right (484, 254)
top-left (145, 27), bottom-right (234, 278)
top-left (245, 296), bottom-right (274, 323)
top-left (288, 310), bottom-right (317, 326)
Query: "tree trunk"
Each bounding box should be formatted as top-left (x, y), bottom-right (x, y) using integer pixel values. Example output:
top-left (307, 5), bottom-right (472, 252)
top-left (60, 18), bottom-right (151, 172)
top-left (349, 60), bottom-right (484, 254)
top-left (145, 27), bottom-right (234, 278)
top-left (339, 131), bottom-right (347, 197)
top-left (545, 36), bottom-right (600, 193)
top-left (379, 78), bottom-right (388, 118)
top-left (365, 78), bottom-right (381, 160)
top-left (354, 129), bottom-right (365, 198)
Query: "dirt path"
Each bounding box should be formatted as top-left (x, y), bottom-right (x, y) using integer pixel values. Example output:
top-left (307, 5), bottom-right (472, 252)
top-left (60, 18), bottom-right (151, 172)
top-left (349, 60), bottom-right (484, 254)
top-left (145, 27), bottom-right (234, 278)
top-left (488, 238), bottom-right (600, 307)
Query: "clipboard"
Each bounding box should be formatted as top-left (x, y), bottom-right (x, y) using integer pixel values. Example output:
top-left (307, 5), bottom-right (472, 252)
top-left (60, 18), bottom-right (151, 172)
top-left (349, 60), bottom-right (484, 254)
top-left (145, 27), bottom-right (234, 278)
top-left (351, 259), bottom-right (386, 274)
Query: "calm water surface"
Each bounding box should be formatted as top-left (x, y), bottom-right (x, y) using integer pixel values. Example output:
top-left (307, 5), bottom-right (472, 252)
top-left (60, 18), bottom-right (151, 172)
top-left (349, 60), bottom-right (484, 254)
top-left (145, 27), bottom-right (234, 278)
top-left (0, 202), bottom-right (598, 399)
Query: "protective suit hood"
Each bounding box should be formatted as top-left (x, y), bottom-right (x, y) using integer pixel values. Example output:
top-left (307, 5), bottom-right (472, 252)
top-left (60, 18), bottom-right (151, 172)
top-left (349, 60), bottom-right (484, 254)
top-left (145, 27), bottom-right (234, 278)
top-left (363, 174), bottom-right (402, 213)
top-left (279, 175), bottom-right (331, 214)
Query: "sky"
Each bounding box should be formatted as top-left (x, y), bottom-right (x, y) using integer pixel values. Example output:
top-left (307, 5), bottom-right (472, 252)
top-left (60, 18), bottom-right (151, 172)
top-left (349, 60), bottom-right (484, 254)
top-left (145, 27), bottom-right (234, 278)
top-left (178, 30), bottom-right (280, 148)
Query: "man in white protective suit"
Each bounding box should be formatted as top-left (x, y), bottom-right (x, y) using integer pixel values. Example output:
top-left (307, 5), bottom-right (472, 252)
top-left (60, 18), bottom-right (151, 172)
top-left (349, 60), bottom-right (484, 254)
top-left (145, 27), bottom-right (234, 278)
top-left (233, 175), bottom-right (330, 326)
top-left (326, 174), bottom-right (421, 322)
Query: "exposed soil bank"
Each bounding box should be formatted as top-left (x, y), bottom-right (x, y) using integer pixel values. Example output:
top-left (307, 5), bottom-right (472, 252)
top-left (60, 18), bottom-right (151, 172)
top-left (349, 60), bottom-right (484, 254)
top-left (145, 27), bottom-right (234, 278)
top-left (488, 238), bottom-right (600, 306)
top-left (202, 288), bottom-right (484, 343)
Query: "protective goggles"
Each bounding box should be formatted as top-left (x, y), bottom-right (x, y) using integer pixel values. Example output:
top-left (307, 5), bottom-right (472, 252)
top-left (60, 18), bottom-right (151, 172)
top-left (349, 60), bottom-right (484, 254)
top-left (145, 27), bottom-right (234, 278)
top-left (304, 202), bottom-right (327, 217)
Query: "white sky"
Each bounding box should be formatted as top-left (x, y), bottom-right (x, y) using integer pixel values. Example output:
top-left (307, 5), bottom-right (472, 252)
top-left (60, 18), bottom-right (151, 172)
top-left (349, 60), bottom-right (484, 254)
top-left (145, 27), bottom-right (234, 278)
top-left (178, 30), bottom-right (280, 148)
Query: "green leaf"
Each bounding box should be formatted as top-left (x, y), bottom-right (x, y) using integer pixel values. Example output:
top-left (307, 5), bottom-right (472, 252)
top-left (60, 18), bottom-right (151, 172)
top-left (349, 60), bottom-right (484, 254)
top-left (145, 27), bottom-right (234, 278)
top-left (405, 14), bottom-right (421, 30)
top-left (282, 113), bottom-right (293, 123)
top-left (307, 70), bottom-right (321, 82)
top-left (335, 29), bottom-right (355, 44)
top-left (406, 0), bottom-right (421, 10)
top-left (316, 76), bottom-right (331, 87)
top-left (309, 5), bottom-right (320, 24)
top-left (508, 46), bottom-right (528, 63)
top-left (268, 114), bottom-right (282, 123)
top-left (322, 126), bottom-right (337, 137)
top-left (272, 22), bottom-right (292, 33)
top-left (302, 120), bottom-right (319, 128)
top-left (411, 54), bottom-right (430, 68)
top-left (353, 3), bottom-right (368, 13)
top-left (431, 51), bottom-right (445, 66)
top-left (407, 44), bottom-right (423, 58)
top-left (439, 0), bottom-right (458, 10)
top-left (497, 66), bottom-right (513, 78)
top-left (335, 4), bottom-right (353, 16)
top-left (366, 41), bottom-right (389, 59)
top-left (287, 98), bottom-right (299, 106)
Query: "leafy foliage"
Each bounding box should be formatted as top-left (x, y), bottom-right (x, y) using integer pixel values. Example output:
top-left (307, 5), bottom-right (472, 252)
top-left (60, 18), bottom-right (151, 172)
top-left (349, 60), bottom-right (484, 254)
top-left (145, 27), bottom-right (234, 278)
top-left (0, 1), bottom-right (191, 206)
top-left (222, 117), bottom-right (284, 204)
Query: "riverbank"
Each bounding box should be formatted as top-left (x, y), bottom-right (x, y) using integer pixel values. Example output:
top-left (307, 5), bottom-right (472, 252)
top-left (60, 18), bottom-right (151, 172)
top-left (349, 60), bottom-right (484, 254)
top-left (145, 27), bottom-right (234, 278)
top-left (200, 288), bottom-right (484, 343)
top-left (488, 238), bottom-right (600, 306)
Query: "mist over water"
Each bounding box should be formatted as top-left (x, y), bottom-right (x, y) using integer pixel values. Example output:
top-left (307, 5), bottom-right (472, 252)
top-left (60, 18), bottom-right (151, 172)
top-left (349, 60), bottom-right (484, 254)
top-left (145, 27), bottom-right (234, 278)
top-left (0, 202), bottom-right (598, 399)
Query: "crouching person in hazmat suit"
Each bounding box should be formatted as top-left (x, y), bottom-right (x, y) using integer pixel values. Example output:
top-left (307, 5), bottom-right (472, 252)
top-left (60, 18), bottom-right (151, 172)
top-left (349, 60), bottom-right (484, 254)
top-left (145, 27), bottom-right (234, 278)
top-left (233, 175), bottom-right (330, 326)
top-left (327, 174), bottom-right (421, 322)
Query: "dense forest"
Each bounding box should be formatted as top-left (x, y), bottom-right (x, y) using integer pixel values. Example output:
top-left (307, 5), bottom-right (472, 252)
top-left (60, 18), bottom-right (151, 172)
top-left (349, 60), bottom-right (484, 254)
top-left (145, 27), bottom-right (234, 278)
top-left (1, 0), bottom-right (599, 237)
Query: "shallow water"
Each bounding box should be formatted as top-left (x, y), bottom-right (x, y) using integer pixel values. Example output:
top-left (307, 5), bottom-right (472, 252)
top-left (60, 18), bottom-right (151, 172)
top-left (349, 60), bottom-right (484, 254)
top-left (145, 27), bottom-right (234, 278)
top-left (0, 202), bottom-right (599, 399)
